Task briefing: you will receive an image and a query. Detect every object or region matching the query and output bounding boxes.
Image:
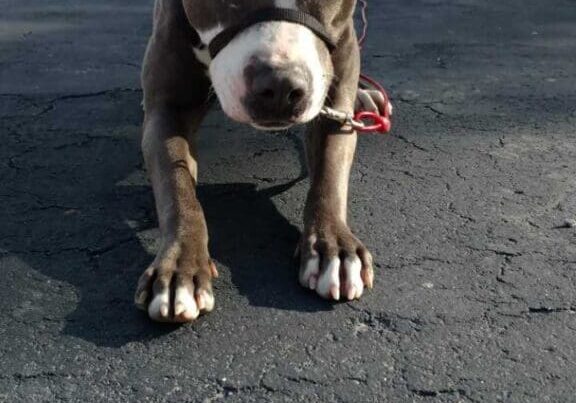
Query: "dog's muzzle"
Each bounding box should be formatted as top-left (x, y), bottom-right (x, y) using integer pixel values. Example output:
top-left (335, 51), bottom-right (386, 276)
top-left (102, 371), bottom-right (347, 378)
top-left (208, 8), bottom-right (336, 59)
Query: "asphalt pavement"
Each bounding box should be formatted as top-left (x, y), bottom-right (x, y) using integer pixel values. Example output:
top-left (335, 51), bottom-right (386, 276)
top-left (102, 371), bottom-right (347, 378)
top-left (1, 0), bottom-right (576, 401)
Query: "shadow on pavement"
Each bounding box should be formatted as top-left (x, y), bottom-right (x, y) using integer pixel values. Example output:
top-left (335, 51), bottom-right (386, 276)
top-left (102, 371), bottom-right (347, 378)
top-left (201, 178), bottom-right (333, 315)
top-left (1, 89), bottom-right (330, 348)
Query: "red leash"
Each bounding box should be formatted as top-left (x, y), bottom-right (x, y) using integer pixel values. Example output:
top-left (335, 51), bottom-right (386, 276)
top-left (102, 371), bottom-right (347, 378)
top-left (320, 0), bottom-right (392, 134)
top-left (356, 0), bottom-right (392, 134)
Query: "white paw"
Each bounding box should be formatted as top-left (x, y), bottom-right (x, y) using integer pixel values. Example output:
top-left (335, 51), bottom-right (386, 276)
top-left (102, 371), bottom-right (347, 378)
top-left (298, 224), bottom-right (374, 302)
top-left (300, 256), bottom-right (368, 301)
top-left (136, 256), bottom-right (218, 323)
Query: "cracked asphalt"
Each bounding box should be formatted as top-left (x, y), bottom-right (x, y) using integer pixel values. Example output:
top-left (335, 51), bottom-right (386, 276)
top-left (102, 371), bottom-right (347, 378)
top-left (1, 0), bottom-right (576, 402)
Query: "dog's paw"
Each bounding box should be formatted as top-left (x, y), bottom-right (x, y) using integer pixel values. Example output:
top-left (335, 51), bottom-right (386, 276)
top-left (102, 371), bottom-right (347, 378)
top-left (297, 220), bottom-right (374, 301)
top-left (355, 88), bottom-right (393, 116)
top-left (134, 242), bottom-right (218, 323)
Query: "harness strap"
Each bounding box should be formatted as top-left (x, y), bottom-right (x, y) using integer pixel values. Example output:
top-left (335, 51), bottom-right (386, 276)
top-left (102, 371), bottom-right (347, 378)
top-left (209, 8), bottom-right (336, 59)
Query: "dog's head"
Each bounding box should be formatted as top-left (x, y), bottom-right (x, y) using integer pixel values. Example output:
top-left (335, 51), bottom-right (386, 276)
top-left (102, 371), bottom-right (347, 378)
top-left (185, 0), bottom-right (356, 131)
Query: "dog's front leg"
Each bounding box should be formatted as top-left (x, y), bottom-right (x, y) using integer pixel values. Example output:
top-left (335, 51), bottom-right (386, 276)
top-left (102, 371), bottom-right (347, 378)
top-left (300, 120), bottom-right (374, 301)
top-left (134, 108), bottom-right (217, 322)
top-left (299, 29), bottom-right (374, 301)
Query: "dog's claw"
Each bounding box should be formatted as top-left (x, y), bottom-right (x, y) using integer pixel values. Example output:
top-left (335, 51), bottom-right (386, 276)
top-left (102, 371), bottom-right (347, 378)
top-left (196, 296), bottom-right (205, 311)
top-left (196, 290), bottom-right (215, 313)
top-left (347, 286), bottom-right (357, 301)
top-left (195, 290), bottom-right (213, 312)
top-left (309, 275), bottom-right (318, 290)
top-left (174, 303), bottom-right (185, 316)
top-left (135, 290), bottom-right (148, 309)
top-left (362, 270), bottom-right (374, 290)
top-left (330, 286), bottom-right (341, 301)
top-left (209, 260), bottom-right (219, 279)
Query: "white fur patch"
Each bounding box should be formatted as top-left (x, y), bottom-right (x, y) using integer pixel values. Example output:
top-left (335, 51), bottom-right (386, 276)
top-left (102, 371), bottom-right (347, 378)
top-left (175, 285), bottom-right (200, 320)
top-left (197, 24), bottom-right (225, 45)
top-left (193, 24), bottom-right (224, 68)
top-left (316, 258), bottom-right (341, 300)
top-left (193, 46), bottom-right (211, 68)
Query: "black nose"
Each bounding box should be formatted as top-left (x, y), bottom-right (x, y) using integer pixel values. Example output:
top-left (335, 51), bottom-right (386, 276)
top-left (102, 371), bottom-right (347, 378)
top-left (244, 60), bottom-right (311, 123)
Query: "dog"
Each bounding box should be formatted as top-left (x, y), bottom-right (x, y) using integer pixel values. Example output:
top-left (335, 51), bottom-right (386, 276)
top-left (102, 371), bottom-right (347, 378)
top-left (135, 0), bottom-right (389, 322)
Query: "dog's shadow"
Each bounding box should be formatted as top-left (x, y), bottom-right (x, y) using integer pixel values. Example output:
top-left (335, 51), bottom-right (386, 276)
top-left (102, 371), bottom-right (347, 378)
top-left (64, 178), bottom-right (332, 347)
top-left (2, 91), bottom-right (332, 348)
top-left (20, 179), bottom-right (330, 349)
top-left (200, 178), bottom-right (331, 313)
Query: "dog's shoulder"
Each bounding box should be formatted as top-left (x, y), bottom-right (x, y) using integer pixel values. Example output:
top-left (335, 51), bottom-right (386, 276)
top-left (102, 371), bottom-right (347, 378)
top-left (142, 0), bottom-right (211, 111)
top-left (151, 0), bottom-right (202, 48)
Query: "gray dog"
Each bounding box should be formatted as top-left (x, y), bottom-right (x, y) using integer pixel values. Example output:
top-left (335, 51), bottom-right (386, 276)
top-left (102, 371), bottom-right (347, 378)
top-left (135, 0), bottom-right (390, 322)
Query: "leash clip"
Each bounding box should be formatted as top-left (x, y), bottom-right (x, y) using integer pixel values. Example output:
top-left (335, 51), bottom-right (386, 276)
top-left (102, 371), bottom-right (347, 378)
top-left (320, 107), bottom-right (357, 131)
top-left (354, 111), bottom-right (391, 134)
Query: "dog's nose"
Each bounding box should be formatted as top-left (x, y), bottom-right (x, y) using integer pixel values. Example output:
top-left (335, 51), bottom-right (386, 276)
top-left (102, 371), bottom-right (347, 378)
top-left (252, 74), bottom-right (306, 111)
top-left (244, 60), bottom-right (311, 122)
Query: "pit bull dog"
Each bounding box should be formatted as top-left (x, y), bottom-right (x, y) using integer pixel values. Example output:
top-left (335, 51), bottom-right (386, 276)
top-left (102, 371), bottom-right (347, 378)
top-left (135, 0), bottom-right (389, 322)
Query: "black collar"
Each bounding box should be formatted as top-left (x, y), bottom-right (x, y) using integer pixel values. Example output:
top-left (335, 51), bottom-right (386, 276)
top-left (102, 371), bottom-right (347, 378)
top-left (209, 8), bottom-right (336, 59)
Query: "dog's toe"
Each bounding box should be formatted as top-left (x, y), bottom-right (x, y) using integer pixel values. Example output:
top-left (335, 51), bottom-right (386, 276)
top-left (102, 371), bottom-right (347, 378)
top-left (343, 256), bottom-right (364, 300)
top-left (195, 289), bottom-right (215, 312)
top-left (174, 283), bottom-right (200, 322)
top-left (299, 254), bottom-right (320, 290)
top-left (316, 257), bottom-right (341, 300)
top-left (148, 288), bottom-right (171, 322)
